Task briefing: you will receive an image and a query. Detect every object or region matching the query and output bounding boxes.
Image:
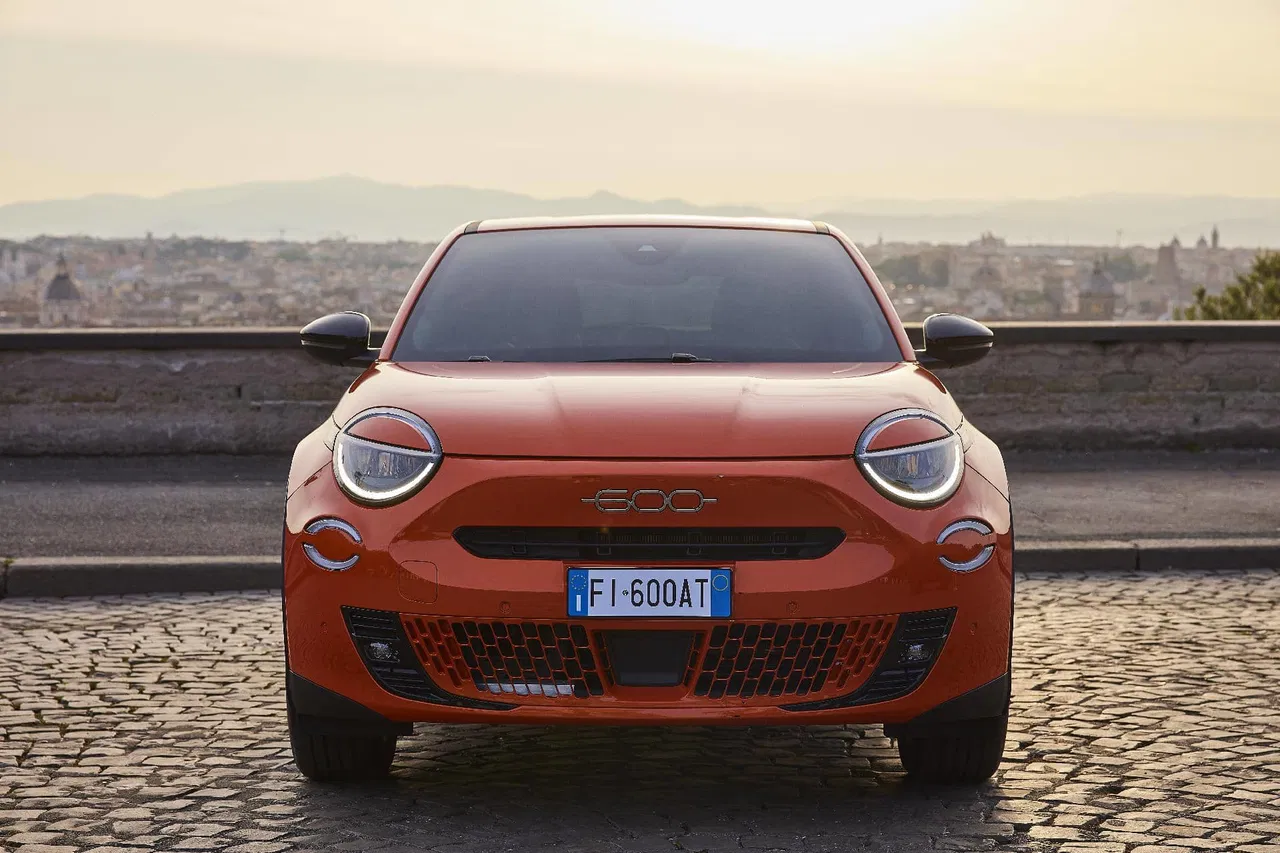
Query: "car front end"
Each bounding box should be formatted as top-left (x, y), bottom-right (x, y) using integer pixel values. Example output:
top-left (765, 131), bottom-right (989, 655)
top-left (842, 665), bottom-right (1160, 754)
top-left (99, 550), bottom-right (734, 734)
top-left (283, 217), bottom-right (1012, 783)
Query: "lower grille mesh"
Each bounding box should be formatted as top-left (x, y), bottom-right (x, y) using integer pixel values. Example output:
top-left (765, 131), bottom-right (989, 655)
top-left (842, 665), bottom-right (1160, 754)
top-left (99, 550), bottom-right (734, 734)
top-left (402, 615), bottom-right (898, 704)
top-left (403, 618), bottom-right (606, 699)
top-left (693, 618), bottom-right (896, 700)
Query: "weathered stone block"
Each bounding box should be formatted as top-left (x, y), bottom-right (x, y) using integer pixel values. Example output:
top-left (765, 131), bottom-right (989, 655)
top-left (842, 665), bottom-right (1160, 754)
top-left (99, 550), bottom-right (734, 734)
top-left (983, 377), bottom-right (1042, 394)
top-left (1208, 375), bottom-right (1260, 393)
top-left (1099, 373), bottom-right (1152, 392)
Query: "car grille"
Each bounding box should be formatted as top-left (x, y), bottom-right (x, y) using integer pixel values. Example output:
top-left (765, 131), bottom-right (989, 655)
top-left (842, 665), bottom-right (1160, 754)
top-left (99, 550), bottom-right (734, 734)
top-left (452, 527), bottom-right (846, 561)
top-left (693, 618), bottom-right (896, 700)
top-left (400, 614), bottom-right (901, 706)
top-left (780, 608), bottom-right (957, 712)
top-left (341, 607), bottom-right (514, 711)
top-left (403, 617), bottom-right (607, 699)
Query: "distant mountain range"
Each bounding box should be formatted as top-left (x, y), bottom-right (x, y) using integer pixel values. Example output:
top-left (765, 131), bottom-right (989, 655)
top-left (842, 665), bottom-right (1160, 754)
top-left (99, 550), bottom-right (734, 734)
top-left (1, 175), bottom-right (1276, 247)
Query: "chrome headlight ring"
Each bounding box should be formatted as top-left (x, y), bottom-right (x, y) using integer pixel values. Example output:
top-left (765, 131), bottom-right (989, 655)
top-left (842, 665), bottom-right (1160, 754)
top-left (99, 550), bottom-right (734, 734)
top-left (855, 409), bottom-right (964, 507)
top-left (333, 407), bottom-right (442, 506)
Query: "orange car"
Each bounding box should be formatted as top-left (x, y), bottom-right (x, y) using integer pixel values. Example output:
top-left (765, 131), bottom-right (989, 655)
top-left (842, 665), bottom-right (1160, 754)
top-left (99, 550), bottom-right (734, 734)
top-left (284, 216), bottom-right (1012, 784)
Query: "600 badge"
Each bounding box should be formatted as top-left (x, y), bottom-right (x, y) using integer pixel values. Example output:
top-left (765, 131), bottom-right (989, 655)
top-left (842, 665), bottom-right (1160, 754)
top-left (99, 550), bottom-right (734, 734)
top-left (580, 488), bottom-right (718, 513)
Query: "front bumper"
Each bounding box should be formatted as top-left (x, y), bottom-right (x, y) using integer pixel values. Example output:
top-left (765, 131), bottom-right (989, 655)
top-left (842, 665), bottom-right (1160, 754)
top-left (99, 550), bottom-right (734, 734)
top-left (283, 454), bottom-right (1012, 726)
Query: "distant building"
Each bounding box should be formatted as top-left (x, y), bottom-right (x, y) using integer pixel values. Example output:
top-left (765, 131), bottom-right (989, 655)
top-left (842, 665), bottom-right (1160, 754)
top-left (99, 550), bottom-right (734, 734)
top-left (1077, 259), bottom-right (1116, 320)
top-left (39, 253), bottom-right (87, 327)
top-left (1153, 239), bottom-right (1183, 306)
top-left (970, 259), bottom-right (1004, 291)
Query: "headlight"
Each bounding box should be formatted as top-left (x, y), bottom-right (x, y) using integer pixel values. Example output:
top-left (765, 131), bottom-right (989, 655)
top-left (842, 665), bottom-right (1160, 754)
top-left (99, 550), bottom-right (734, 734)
top-left (855, 409), bottom-right (963, 507)
top-left (333, 408), bottom-right (442, 506)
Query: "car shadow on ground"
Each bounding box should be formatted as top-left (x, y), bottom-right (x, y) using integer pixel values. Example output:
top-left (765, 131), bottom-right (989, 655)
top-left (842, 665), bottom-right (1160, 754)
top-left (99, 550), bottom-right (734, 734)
top-left (285, 724), bottom-right (1019, 851)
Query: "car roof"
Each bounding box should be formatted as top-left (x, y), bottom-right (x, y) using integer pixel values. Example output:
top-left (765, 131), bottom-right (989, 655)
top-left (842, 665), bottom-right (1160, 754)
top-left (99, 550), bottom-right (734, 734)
top-left (472, 214), bottom-right (823, 233)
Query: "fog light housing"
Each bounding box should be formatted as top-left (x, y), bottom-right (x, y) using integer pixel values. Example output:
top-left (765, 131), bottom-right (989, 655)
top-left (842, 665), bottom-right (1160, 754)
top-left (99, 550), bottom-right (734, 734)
top-left (901, 642), bottom-right (933, 664)
top-left (364, 641), bottom-right (399, 663)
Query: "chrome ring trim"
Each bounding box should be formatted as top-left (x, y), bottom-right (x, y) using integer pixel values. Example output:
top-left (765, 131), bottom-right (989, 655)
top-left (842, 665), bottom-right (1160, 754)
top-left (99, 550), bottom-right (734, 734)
top-left (302, 543), bottom-right (359, 572)
top-left (854, 408), bottom-right (954, 458)
top-left (940, 545), bottom-right (995, 573)
top-left (936, 519), bottom-right (995, 573)
top-left (858, 435), bottom-right (957, 459)
top-left (302, 518), bottom-right (362, 571)
top-left (304, 517), bottom-right (363, 543)
top-left (340, 406), bottom-right (442, 456)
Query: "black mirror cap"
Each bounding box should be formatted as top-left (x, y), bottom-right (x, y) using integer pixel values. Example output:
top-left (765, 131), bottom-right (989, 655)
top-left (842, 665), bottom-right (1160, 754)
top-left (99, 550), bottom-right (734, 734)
top-left (300, 312), bottom-right (378, 367)
top-left (916, 313), bottom-right (993, 370)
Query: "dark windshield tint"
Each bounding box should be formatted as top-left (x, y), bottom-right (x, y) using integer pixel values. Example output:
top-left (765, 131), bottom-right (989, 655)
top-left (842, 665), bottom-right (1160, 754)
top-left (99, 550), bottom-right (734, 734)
top-left (393, 227), bottom-right (903, 363)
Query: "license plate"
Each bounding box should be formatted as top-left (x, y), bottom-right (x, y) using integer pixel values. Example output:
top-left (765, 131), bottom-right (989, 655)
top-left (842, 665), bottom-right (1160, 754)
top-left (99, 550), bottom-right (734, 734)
top-left (566, 568), bottom-right (731, 618)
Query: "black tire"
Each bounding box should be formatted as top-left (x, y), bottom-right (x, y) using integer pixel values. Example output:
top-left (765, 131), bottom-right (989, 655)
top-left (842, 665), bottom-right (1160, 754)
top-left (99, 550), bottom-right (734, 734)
top-left (896, 713), bottom-right (1007, 784)
top-left (289, 716), bottom-right (397, 782)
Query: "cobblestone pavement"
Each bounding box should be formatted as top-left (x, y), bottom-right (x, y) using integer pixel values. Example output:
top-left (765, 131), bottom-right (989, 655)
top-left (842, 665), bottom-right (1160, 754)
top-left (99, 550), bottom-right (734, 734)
top-left (2, 570), bottom-right (1278, 853)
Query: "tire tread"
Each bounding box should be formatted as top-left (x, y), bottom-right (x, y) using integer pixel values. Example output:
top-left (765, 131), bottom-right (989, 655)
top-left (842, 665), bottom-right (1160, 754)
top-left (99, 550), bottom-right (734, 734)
top-left (289, 722), bottom-right (396, 782)
top-left (896, 713), bottom-right (1007, 784)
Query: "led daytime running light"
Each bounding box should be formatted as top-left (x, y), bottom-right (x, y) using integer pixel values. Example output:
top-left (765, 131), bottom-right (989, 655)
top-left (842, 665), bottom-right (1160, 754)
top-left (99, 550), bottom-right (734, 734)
top-left (855, 409), bottom-right (964, 507)
top-left (333, 408), bottom-right (442, 506)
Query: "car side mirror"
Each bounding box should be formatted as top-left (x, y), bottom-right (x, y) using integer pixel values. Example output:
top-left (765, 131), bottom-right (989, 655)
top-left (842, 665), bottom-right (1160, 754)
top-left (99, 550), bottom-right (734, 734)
top-left (916, 313), bottom-right (993, 369)
top-left (300, 312), bottom-right (378, 367)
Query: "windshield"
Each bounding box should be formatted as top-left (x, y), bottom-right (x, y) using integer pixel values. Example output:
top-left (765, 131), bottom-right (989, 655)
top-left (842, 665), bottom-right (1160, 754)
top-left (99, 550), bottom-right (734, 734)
top-left (392, 227), bottom-right (903, 363)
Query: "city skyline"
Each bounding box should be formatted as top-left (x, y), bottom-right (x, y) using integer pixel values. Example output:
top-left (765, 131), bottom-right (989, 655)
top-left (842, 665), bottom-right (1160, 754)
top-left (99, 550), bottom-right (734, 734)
top-left (2, 225), bottom-right (1260, 331)
top-left (3, 0), bottom-right (1280, 207)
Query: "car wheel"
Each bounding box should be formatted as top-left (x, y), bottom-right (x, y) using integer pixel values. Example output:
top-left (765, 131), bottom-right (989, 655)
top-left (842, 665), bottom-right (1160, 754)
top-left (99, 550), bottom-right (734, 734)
top-left (896, 713), bottom-right (1007, 784)
top-left (289, 714), bottom-right (397, 782)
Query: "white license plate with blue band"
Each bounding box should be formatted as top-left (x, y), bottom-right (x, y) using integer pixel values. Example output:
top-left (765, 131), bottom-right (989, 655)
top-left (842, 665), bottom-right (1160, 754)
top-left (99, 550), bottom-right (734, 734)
top-left (567, 568), bottom-right (732, 618)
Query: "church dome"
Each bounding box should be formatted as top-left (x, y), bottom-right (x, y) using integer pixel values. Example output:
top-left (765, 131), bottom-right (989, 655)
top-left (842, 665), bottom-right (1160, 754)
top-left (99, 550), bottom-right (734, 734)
top-left (44, 254), bottom-right (82, 302)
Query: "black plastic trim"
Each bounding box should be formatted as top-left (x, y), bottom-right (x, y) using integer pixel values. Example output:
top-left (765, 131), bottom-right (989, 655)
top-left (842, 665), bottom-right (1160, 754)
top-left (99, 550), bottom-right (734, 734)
top-left (882, 672), bottom-right (1011, 738)
top-left (780, 608), bottom-right (956, 712)
top-left (342, 607), bottom-right (516, 711)
top-left (287, 672), bottom-right (413, 736)
top-left (453, 527), bottom-right (846, 561)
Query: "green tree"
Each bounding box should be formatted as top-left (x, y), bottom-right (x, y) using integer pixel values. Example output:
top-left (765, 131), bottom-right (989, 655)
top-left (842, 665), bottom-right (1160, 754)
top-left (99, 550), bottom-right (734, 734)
top-left (1179, 251), bottom-right (1280, 320)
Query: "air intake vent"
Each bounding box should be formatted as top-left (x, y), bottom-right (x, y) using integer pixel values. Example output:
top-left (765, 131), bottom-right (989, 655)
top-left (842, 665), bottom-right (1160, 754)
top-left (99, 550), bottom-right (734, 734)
top-left (342, 607), bottom-right (514, 711)
top-left (781, 608), bottom-right (956, 712)
top-left (402, 618), bottom-right (609, 700)
top-left (694, 617), bottom-right (896, 700)
top-left (453, 527), bottom-right (846, 561)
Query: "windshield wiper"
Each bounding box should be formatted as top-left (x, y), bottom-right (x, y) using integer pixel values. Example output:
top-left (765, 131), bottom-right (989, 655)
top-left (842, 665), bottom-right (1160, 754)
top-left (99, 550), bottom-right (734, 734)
top-left (465, 355), bottom-right (491, 362)
top-left (585, 353), bottom-right (715, 363)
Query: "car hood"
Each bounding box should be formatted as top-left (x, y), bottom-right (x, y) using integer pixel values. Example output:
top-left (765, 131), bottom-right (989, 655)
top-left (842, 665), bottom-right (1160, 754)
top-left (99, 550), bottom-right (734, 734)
top-left (332, 362), bottom-right (962, 459)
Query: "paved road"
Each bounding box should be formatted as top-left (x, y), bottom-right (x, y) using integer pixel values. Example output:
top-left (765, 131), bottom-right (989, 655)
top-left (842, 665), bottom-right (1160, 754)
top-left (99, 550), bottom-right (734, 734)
top-left (2, 569), bottom-right (1279, 852)
top-left (3, 451), bottom-right (1280, 558)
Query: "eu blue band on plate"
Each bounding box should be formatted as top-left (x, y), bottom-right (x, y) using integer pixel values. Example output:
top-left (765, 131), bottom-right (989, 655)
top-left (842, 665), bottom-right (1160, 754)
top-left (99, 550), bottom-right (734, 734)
top-left (710, 568), bottom-right (731, 617)
top-left (566, 568), bottom-right (589, 617)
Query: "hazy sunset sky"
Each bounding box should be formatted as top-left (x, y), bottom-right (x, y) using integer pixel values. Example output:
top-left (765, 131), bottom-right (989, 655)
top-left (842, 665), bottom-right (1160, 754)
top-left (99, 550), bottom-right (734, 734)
top-left (2, 0), bottom-right (1279, 206)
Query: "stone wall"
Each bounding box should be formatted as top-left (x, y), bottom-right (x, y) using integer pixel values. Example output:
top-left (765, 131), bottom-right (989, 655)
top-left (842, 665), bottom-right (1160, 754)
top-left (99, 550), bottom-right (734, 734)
top-left (2, 323), bottom-right (1278, 454)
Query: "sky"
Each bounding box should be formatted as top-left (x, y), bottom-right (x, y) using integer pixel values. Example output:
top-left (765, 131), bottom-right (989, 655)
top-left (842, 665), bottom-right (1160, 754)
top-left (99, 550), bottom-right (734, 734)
top-left (2, 0), bottom-right (1280, 207)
